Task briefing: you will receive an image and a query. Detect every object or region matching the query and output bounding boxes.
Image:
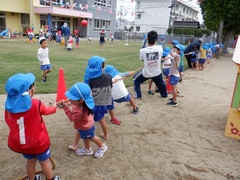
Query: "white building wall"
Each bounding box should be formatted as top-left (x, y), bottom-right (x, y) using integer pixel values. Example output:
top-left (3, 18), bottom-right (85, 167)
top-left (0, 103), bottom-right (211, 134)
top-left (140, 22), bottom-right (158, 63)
top-left (134, 0), bottom-right (199, 34)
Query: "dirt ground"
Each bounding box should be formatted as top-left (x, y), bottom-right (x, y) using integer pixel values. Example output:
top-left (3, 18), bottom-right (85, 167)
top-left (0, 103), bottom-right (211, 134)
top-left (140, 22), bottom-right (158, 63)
top-left (1, 53), bottom-right (240, 180)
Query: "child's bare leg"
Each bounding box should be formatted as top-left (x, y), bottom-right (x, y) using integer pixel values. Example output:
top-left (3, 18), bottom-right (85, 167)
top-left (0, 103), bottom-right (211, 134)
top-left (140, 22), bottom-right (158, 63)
top-left (90, 136), bottom-right (104, 147)
top-left (99, 118), bottom-right (108, 140)
top-left (108, 109), bottom-right (115, 119)
top-left (39, 158), bottom-right (54, 180)
top-left (26, 158), bottom-right (37, 180)
top-left (148, 79), bottom-right (153, 91)
top-left (83, 139), bottom-right (91, 150)
top-left (46, 69), bottom-right (52, 75)
top-left (69, 131), bottom-right (80, 150)
top-left (129, 97), bottom-right (137, 110)
top-left (42, 70), bottom-right (47, 79)
top-left (172, 85), bottom-right (177, 102)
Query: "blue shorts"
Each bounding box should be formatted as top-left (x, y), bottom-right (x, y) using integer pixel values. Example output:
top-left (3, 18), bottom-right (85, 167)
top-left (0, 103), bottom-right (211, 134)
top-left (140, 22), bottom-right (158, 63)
top-left (40, 64), bottom-right (51, 70)
top-left (198, 58), bottom-right (206, 64)
top-left (23, 148), bottom-right (51, 162)
top-left (107, 99), bottom-right (114, 110)
top-left (170, 75), bottom-right (179, 85)
top-left (93, 105), bottom-right (108, 122)
top-left (100, 40), bottom-right (104, 44)
top-left (114, 94), bottom-right (131, 103)
top-left (178, 65), bottom-right (184, 72)
top-left (78, 125), bottom-right (95, 139)
top-left (190, 58), bottom-right (197, 63)
top-left (163, 68), bottom-right (170, 78)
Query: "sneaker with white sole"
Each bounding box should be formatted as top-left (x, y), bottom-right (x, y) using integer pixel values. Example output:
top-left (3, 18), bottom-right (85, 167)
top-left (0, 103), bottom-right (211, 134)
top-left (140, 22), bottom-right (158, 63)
top-left (94, 144), bottom-right (108, 158)
top-left (75, 147), bottom-right (93, 156)
top-left (167, 100), bottom-right (178, 107)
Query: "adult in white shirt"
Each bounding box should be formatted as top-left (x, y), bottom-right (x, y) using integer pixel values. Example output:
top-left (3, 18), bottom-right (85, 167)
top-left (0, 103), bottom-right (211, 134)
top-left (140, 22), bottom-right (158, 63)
top-left (133, 30), bottom-right (167, 99)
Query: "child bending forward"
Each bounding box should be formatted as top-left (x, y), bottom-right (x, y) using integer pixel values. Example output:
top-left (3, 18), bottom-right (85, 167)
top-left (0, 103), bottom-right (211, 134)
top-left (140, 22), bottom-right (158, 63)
top-left (60, 82), bottom-right (108, 158)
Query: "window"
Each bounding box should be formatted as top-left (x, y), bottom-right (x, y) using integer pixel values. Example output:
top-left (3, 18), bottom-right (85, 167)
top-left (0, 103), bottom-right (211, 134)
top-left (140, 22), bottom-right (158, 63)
top-left (21, 14), bottom-right (30, 28)
top-left (94, 19), bottom-right (110, 31)
top-left (0, 12), bottom-right (6, 32)
top-left (136, 13), bottom-right (141, 19)
top-left (136, 26), bottom-right (140, 31)
top-left (136, 1), bottom-right (140, 8)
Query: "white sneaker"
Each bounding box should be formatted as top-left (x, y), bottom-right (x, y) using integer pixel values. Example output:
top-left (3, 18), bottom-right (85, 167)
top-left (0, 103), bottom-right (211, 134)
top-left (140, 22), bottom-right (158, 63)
top-left (94, 144), bottom-right (108, 158)
top-left (75, 147), bottom-right (93, 156)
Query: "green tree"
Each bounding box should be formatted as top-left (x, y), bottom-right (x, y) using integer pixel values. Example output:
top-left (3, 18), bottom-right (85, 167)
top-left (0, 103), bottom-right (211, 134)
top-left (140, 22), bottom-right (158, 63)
top-left (199, 0), bottom-right (240, 54)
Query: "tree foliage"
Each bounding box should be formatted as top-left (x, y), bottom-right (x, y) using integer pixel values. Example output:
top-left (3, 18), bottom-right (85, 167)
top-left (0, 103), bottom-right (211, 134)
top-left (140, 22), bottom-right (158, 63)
top-left (199, 0), bottom-right (240, 52)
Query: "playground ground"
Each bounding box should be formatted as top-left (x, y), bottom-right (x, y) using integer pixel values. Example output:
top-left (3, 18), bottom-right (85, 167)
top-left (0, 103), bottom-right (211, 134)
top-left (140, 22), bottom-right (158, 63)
top-left (0, 53), bottom-right (240, 180)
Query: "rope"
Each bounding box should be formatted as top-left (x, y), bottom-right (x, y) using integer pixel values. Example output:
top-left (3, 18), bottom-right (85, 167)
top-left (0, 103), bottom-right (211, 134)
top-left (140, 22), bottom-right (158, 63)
top-left (17, 156), bottom-right (56, 180)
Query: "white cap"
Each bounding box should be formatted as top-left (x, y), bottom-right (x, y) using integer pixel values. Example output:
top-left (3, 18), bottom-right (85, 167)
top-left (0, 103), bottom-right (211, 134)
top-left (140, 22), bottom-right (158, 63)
top-left (39, 37), bottom-right (46, 44)
top-left (199, 38), bottom-right (204, 42)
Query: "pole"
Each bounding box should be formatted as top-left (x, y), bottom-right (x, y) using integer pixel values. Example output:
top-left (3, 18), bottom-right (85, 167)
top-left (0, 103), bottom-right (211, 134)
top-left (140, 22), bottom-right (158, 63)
top-left (119, 6), bottom-right (123, 30)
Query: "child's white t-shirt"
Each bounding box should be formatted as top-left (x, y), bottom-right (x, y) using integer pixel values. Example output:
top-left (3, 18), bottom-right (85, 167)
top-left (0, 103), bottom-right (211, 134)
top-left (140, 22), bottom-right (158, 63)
top-left (112, 74), bottom-right (129, 100)
top-left (37, 48), bottom-right (50, 65)
top-left (163, 55), bottom-right (172, 69)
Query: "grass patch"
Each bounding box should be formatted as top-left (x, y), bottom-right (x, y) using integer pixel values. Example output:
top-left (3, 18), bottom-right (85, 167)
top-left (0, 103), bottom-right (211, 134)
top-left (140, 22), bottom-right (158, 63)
top-left (0, 39), bottom-right (188, 94)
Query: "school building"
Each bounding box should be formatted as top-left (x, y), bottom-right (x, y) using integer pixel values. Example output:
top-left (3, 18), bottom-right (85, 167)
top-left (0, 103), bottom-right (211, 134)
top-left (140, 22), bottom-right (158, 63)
top-left (0, 0), bottom-right (116, 37)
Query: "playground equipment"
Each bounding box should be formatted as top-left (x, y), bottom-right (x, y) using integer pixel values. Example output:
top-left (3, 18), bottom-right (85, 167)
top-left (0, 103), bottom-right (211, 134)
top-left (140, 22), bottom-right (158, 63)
top-left (225, 36), bottom-right (240, 139)
top-left (0, 28), bottom-right (9, 38)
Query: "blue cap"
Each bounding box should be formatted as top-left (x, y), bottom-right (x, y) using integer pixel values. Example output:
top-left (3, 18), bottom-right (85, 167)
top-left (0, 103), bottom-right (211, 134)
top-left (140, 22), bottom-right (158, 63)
top-left (164, 47), bottom-right (171, 53)
top-left (163, 51), bottom-right (170, 57)
top-left (65, 82), bottom-right (94, 109)
top-left (86, 56), bottom-right (105, 79)
top-left (174, 44), bottom-right (182, 51)
top-left (104, 65), bottom-right (119, 78)
top-left (5, 73), bottom-right (35, 113)
top-left (172, 40), bottom-right (179, 45)
top-left (202, 43), bottom-right (209, 50)
top-left (178, 44), bottom-right (186, 52)
top-left (161, 36), bottom-right (165, 39)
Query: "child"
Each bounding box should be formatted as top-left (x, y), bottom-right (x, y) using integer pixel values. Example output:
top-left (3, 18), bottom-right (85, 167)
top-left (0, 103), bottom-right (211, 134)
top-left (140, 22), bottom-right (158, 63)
top-left (59, 82), bottom-right (108, 158)
top-left (84, 56), bottom-right (112, 140)
top-left (66, 35), bottom-right (73, 51)
top-left (206, 44), bottom-right (213, 64)
top-left (28, 30), bottom-right (34, 43)
top-left (167, 44), bottom-right (181, 107)
top-left (158, 35), bottom-right (166, 50)
top-left (189, 45), bottom-right (198, 70)
top-left (162, 47), bottom-right (172, 79)
top-left (57, 31), bottom-right (62, 44)
top-left (178, 44), bottom-right (185, 82)
top-left (75, 34), bottom-right (80, 48)
top-left (4, 73), bottom-right (60, 180)
top-left (37, 37), bottom-right (52, 83)
top-left (198, 43), bottom-right (208, 71)
top-left (110, 33), bottom-right (114, 42)
top-left (104, 65), bottom-right (139, 114)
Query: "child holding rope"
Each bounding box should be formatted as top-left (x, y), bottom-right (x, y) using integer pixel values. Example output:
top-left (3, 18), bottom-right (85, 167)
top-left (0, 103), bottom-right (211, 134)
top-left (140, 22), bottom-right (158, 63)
top-left (4, 73), bottom-right (60, 180)
top-left (59, 82), bottom-right (108, 158)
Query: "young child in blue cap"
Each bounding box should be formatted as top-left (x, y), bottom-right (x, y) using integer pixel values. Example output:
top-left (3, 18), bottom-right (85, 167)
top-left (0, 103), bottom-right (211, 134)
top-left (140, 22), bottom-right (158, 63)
top-left (104, 65), bottom-right (138, 114)
top-left (167, 44), bottom-right (182, 107)
top-left (4, 73), bottom-right (60, 180)
top-left (84, 56), bottom-right (113, 139)
top-left (59, 82), bottom-right (108, 158)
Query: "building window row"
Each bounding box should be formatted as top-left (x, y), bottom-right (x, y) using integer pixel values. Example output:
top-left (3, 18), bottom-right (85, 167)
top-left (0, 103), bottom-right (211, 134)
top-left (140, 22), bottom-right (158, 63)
top-left (94, 0), bottom-right (112, 7)
top-left (94, 19), bottom-right (110, 31)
